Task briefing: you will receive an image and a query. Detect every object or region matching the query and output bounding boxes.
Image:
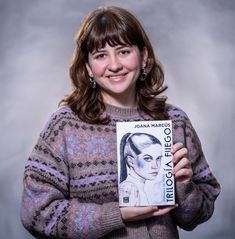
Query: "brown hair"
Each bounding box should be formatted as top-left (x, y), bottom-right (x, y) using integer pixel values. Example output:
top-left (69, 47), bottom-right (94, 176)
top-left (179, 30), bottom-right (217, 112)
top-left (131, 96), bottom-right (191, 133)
top-left (60, 6), bottom-right (168, 124)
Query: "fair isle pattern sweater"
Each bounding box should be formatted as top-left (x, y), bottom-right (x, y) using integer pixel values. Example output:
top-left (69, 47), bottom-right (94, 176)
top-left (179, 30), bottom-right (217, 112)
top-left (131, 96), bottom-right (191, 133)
top-left (20, 104), bottom-right (220, 239)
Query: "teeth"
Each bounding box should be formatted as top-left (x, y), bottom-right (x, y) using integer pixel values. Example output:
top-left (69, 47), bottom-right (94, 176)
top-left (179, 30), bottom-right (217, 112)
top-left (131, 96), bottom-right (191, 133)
top-left (109, 75), bottom-right (122, 78)
top-left (108, 73), bottom-right (126, 78)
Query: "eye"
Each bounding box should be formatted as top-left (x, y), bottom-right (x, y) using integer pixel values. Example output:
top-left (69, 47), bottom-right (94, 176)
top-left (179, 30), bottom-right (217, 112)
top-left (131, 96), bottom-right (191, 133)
top-left (94, 53), bottom-right (106, 59)
top-left (143, 156), bottom-right (152, 162)
top-left (120, 49), bottom-right (131, 55)
top-left (156, 156), bottom-right (162, 161)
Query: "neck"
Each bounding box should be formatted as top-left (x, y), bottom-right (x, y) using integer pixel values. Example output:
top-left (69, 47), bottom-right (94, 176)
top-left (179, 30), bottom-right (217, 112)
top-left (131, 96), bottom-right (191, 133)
top-left (101, 90), bottom-right (137, 108)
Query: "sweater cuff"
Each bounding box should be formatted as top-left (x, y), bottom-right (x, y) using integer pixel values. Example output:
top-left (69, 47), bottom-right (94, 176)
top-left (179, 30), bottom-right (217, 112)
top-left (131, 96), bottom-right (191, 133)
top-left (100, 202), bottom-right (125, 234)
top-left (175, 181), bottom-right (196, 203)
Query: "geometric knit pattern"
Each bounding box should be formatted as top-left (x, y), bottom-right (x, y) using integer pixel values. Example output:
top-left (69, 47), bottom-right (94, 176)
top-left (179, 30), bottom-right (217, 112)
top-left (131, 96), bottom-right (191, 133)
top-left (20, 104), bottom-right (220, 239)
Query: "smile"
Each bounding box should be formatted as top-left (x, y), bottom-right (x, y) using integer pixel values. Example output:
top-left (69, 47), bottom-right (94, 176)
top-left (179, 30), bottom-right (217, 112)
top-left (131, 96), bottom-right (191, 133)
top-left (107, 73), bottom-right (127, 80)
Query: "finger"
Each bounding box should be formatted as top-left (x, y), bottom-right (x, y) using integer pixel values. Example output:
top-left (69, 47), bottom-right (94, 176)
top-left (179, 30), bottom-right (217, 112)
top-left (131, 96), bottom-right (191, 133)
top-left (174, 168), bottom-right (193, 182)
top-left (173, 157), bottom-right (191, 174)
top-left (129, 206), bottom-right (164, 221)
top-left (120, 206), bottom-right (159, 221)
top-left (136, 206), bottom-right (159, 214)
top-left (122, 206), bottom-right (159, 216)
top-left (171, 142), bottom-right (184, 154)
top-left (173, 148), bottom-right (188, 164)
top-left (128, 212), bottom-right (156, 221)
top-left (152, 205), bottom-right (178, 216)
top-left (174, 168), bottom-right (193, 178)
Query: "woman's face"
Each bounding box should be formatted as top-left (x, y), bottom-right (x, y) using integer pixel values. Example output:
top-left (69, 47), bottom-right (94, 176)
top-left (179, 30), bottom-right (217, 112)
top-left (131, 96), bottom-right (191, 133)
top-left (132, 144), bottom-right (162, 180)
top-left (86, 43), bottom-right (147, 107)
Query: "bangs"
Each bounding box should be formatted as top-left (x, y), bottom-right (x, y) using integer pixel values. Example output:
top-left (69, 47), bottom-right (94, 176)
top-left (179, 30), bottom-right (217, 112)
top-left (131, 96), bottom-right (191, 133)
top-left (88, 29), bottom-right (133, 52)
top-left (83, 12), bottom-right (144, 54)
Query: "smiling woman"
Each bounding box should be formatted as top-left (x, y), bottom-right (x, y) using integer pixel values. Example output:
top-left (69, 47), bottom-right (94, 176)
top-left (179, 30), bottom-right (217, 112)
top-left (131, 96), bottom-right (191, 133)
top-left (20, 5), bottom-right (220, 239)
top-left (62, 5), bottom-right (167, 124)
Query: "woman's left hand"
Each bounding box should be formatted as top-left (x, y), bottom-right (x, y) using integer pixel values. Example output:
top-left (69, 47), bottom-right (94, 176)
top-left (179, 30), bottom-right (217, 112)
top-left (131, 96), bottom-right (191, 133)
top-left (171, 143), bottom-right (193, 183)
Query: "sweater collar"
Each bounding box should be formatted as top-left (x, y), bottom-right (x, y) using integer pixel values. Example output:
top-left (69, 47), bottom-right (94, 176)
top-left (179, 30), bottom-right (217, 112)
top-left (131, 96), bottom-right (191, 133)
top-left (104, 103), bottom-right (139, 118)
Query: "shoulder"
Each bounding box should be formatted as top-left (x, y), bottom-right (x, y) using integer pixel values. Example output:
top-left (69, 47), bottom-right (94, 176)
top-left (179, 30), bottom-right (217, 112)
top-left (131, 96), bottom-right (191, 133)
top-left (165, 103), bottom-right (198, 139)
top-left (165, 103), bottom-right (189, 121)
top-left (48, 106), bottom-right (77, 122)
top-left (40, 106), bottom-right (80, 138)
top-left (165, 103), bottom-right (196, 129)
top-left (166, 104), bottom-right (202, 153)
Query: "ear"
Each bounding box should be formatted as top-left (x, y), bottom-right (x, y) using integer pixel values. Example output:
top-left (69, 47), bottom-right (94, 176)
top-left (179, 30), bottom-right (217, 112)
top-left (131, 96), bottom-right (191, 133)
top-left (85, 63), bottom-right (93, 78)
top-left (141, 47), bottom-right (148, 69)
top-left (126, 156), bottom-right (135, 168)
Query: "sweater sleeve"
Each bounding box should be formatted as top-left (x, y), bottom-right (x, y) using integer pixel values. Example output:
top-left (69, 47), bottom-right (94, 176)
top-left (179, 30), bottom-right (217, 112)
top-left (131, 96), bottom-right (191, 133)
top-left (170, 108), bottom-right (221, 231)
top-left (20, 111), bottom-right (125, 238)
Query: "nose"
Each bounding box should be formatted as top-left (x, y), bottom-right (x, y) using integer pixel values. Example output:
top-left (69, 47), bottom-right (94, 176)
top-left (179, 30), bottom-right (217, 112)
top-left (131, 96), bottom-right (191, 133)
top-left (108, 55), bottom-right (122, 72)
top-left (151, 160), bottom-right (158, 170)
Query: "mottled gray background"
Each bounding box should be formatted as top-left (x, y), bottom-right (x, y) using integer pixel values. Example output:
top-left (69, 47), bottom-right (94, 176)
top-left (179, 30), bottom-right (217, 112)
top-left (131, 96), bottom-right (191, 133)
top-left (0, 0), bottom-right (234, 238)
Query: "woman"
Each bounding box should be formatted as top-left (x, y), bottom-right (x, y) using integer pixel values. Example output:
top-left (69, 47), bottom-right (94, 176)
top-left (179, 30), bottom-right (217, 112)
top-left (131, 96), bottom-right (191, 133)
top-left (20, 6), bottom-right (220, 239)
top-left (119, 133), bottom-right (163, 206)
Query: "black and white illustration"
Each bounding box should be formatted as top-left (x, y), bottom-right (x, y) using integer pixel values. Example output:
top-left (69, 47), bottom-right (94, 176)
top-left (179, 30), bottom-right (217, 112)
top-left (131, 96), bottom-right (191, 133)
top-left (116, 120), bottom-right (175, 206)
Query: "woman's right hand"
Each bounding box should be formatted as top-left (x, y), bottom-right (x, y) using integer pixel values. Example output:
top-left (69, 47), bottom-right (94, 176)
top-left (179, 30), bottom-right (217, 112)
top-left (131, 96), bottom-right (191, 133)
top-left (120, 205), bottom-right (177, 221)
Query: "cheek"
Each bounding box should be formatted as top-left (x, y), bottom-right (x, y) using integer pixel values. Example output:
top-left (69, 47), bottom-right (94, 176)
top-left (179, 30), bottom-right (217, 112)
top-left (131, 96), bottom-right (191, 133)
top-left (126, 57), bottom-right (141, 71)
top-left (89, 62), bottom-right (106, 76)
top-left (137, 159), bottom-right (145, 169)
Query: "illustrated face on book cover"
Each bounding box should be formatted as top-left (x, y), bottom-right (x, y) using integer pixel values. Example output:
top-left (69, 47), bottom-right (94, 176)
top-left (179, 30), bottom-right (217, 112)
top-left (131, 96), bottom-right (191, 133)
top-left (130, 143), bottom-right (162, 181)
top-left (122, 133), bottom-right (162, 183)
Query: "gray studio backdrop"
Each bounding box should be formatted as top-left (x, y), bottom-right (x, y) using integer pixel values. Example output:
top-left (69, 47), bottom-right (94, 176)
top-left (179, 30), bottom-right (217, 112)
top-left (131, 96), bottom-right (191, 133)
top-left (0, 0), bottom-right (234, 238)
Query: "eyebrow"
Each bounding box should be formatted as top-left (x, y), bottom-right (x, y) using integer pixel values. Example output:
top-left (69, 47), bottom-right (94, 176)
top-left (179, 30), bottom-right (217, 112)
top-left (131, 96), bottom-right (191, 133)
top-left (91, 49), bottom-right (106, 55)
top-left (115, 44), bottom-right (131, 50)
top-left (143, 154), bottom-right (152, 158)
top-left (91, 44), bottom-right (131, 54)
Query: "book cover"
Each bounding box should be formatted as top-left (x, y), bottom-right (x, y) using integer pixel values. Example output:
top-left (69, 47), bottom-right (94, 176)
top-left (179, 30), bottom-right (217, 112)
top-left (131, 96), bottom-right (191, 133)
top-left (116, 120), bottom-right (175, 207)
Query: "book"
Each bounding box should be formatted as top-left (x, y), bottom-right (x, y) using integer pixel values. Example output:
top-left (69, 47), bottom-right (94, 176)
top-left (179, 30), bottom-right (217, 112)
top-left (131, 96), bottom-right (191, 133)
top-left (116, 120), bottom-right (175, 207)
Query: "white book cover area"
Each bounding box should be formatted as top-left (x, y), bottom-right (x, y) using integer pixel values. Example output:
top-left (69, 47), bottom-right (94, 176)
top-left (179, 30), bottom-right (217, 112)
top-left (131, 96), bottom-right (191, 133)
top-left (116, 120), bottom-right (175, 207)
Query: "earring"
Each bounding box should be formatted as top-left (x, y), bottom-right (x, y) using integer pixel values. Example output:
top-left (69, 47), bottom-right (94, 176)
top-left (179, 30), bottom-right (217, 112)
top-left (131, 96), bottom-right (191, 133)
top-left (139, 68), bottom-right (146, 81)
top-left (89, 77), bottom-right (96, 88)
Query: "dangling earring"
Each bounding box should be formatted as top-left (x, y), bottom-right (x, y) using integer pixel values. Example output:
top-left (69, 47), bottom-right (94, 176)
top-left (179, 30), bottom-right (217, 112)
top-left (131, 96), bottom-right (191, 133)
top-left (139, 68), bottom-right (146, 81)
top-left (89, 77), bottom-right (96, 88)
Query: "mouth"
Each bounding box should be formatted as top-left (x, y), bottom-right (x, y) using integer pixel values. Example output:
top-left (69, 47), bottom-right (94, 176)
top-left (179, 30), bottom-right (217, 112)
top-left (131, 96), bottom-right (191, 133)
top-left (106, 73), bottom-right (127, 80)
top-left (149, 172), bottom-right (158, 176)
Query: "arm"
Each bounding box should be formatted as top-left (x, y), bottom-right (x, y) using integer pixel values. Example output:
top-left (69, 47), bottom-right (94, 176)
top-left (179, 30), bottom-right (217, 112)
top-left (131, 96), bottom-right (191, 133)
top-left (20, 113), bottom-right (125, 238)
top-left (171, 115), bottom-right (221, 231)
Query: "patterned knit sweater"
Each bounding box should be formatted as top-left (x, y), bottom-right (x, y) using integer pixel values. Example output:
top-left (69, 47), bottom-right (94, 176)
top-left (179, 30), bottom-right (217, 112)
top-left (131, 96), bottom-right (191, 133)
top-left (20, 104), bottom-right (220, 239)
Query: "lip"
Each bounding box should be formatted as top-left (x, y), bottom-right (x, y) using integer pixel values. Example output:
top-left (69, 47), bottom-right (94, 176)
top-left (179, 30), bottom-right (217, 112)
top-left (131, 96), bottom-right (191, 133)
top-left (149, 172), bottom-right (158, 175)
top-left (106, 73), bottom-right (127, 80)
